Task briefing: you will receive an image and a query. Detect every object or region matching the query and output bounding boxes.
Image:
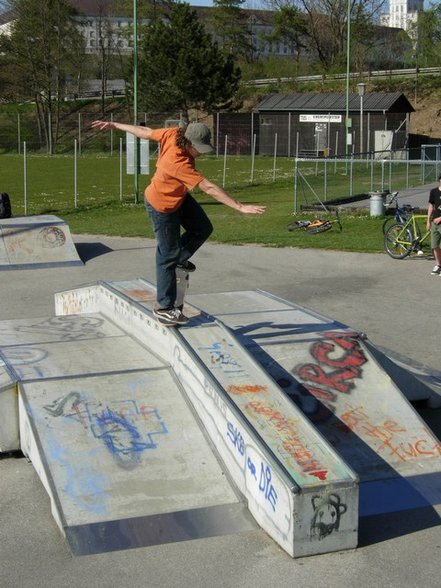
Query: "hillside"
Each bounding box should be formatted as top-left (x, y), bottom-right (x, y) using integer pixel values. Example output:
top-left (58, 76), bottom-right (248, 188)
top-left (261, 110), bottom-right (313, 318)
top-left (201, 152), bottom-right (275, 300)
top-left (410, 95), bottom-right (441, 138)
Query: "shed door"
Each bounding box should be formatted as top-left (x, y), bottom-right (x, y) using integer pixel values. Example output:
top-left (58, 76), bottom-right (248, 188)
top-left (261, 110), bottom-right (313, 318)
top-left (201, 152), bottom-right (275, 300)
top-left (315, 123), bottom-right (328, 151)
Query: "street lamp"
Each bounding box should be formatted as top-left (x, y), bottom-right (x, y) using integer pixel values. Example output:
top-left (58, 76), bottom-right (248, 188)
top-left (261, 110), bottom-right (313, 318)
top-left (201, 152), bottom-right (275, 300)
top-left (133, 0), bottom-right (139, 203)
top-left (357, 82), bottom-right (366, 157)
top-left (345, 0), bottom-right (351, 157)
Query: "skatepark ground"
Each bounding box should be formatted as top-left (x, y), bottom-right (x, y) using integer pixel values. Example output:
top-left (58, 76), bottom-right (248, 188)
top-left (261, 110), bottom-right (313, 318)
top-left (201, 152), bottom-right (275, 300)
top-left (1, 187), bottom-right (441, 588)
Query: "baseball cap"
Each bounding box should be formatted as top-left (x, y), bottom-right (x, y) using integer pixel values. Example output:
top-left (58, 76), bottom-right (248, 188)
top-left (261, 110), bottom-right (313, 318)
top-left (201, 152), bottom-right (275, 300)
top-left (184, 122), bottom-right (215, 154)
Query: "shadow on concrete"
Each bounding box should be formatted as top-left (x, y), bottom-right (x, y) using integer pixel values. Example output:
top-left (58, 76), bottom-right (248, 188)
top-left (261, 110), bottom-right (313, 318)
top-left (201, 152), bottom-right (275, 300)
top-left (359, 506), bottom-right (440, 547)
top-left (75, 242), bottom-right (113, 262)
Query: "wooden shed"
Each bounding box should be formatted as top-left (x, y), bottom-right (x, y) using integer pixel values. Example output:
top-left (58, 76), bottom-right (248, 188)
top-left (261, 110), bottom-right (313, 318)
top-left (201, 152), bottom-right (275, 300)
top-left (255, 92), bottom-right (415, 157)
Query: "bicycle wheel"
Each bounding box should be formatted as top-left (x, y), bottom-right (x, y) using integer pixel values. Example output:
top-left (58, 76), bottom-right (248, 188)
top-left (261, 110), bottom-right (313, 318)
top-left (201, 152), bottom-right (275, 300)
top-left (286, 220), bottom-right (309, 232)
top-left (384, 223), bottom-right (414, 259)
top-left (382, 216), bottom-right (399, 235)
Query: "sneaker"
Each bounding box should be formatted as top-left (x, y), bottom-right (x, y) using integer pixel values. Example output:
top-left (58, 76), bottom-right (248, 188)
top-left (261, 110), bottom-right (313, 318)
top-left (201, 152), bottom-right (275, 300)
top-left (153, 307), bottom-right (189, 326)
top-left (177, 260), bottom-right (196, 273)
top-left (431, 265), bottom-right (441, 275)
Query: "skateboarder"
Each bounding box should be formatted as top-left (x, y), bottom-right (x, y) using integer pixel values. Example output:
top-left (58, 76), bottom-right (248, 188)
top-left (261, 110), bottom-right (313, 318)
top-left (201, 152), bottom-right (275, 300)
top-left (91, 119), bottom-right (266, 326)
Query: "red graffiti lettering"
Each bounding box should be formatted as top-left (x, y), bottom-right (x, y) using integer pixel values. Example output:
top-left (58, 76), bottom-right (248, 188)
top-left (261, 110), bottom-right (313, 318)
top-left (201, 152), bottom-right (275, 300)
top-left (311, 332), bottom-right (367, 369)
top-left (296, 363), bottom-right (361, 394)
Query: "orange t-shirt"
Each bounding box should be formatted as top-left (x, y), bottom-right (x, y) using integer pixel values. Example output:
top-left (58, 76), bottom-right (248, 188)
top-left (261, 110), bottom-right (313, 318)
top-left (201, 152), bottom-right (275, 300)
top-left (144, 128), bottom-right (205, 212)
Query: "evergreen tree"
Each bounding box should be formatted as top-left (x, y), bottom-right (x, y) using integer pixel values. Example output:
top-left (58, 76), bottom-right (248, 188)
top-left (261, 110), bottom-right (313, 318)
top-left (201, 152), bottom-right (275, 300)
top-left (136, 3), bottom-right (241, 117)
top-left (211, 0), bottom-right (253, 61)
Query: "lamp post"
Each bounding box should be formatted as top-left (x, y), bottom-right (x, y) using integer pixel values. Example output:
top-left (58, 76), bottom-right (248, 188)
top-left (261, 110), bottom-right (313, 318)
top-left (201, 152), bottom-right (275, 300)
top-left (133, 0), bottom-right (139, 203)
top-left (345, 0), bottom-right (351, 157)
top-left (357, 82), bottom-right (366, 158)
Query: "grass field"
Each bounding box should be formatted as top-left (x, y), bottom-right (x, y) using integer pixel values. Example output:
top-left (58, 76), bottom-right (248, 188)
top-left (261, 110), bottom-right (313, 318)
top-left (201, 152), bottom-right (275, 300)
top-left (0, 152), bottom-right (430, 254)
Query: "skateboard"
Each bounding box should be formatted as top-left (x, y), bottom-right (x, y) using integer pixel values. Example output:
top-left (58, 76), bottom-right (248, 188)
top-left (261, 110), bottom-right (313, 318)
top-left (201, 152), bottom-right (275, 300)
top-left (175, 266), bottom-right (190, 311)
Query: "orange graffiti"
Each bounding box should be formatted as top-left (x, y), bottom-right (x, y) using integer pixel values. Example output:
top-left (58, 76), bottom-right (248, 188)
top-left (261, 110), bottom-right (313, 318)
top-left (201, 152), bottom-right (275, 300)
top-left (227, 384), bottom-right (268, 395)
top-left (340, 404), bottom-right (441, 461)
top-left (246, 400), bottom-right (328, 480)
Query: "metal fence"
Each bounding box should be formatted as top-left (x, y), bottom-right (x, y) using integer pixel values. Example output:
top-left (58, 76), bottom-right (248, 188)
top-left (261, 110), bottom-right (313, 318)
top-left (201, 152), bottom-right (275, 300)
top-left (1, 108), bottom-right (440, 215)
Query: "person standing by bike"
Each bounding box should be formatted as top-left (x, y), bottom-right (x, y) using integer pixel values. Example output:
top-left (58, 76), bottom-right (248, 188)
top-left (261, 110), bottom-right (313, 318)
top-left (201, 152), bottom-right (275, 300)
top-left (91, 119), bottom-right (266, 325)
top-left (427, 173), bottom-right (441, 275)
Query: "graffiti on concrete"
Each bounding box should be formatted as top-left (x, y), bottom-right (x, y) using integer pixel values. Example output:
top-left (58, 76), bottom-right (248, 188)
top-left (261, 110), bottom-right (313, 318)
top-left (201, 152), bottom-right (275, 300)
top-left (0, 316), bottom-right (107, 342)
top-left (245, 400), bottom-right (329, 482)
top-left (290, 331), bottom-right (367, 422)
top-left (38, 226), bottom-right (66, 248)
top-left (310, 493), bottom-right (347, 540)
top-left (340, 402), bottom-right (441, 462)
top-left (43, 392), bottom-right (168, 469)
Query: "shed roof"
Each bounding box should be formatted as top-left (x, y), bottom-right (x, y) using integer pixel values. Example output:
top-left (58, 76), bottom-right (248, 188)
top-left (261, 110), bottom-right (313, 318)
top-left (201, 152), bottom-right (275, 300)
top-left (256, 92), bottom-right (414, 114)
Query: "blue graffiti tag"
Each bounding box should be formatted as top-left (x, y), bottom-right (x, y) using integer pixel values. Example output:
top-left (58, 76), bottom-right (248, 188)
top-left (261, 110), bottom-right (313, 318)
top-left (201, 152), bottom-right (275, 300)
top-left (227, 421), bottom-right (245, 456)
top-left (200, 341), bottom-right (246, 374)
top-left (91, 407), bottom-right (167, 469)
top-left (226, 421), bottom-right (278, 513)
top-left (259, 463), bottom-right (278, 512)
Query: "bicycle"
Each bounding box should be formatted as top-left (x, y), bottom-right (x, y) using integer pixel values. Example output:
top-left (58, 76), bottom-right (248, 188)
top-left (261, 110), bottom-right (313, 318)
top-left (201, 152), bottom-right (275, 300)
top-left (286, 211), bottom-right (342, 234)
top-left (382, 191), bottom-right (414, 235)
top-left (384, 213), bottom-right (430, 259)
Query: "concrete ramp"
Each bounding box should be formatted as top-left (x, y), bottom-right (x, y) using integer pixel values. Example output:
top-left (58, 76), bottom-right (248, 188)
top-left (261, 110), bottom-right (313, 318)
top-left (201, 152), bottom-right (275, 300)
top-left (187, 290), bottom-right (441, 516)
top-left (0, 215), bottom-right (83, 270)
top-left (19, 371), bottom-right (250, 555)
top-left (55, 279), bottom-right (359, 558)
top-left (0, 312), bottom-right (254, 555)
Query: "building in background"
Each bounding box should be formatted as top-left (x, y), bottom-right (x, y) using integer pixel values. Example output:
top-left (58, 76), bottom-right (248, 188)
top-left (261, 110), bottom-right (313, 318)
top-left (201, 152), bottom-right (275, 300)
top-left (381, 0), bottom-right (424, 31)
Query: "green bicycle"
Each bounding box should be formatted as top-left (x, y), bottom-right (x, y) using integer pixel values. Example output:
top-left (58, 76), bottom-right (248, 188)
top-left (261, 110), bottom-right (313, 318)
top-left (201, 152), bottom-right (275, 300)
top-left (384, 214), bottom-right (430, 259)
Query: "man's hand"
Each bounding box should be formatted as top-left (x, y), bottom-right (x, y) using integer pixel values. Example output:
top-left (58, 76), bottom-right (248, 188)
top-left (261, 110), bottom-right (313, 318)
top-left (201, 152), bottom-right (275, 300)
top-left (239, 204), bottom-right (267, 215)
top-left (91, 120), bottom-right (115, 131)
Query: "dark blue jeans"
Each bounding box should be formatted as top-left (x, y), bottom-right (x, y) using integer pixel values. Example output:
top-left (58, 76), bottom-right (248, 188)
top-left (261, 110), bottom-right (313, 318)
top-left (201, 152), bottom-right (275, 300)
top-left (146, 194), bottom-right (213, 309)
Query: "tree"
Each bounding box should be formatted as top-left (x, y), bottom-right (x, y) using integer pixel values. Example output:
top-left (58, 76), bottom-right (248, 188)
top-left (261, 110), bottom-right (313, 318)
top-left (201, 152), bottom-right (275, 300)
top-left (409, 5), bottom-right (441, 68)
top-left (2, 0), bottom-right (85, 151)
top-left (136, 3), bottom-right (241, 117)
top-left (264, 0), bottom-right (388, 71)
top-left (211, 0), bottom-right (253, 62)
top-left (265, 5), bottom-right (308, 71)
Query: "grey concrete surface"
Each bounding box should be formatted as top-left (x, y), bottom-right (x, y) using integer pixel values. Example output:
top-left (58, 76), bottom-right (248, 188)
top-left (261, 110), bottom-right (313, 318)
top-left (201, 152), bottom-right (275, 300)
top-left (1, 214), bottom-right (441, 587)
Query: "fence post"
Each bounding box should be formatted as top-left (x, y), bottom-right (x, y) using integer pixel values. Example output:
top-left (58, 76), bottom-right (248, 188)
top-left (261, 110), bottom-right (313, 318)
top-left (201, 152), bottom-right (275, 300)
top-left (273, 133), bottom-right (278, 181)
top-left (111, 113), bottom-right (114, 156)
top-left (48, 112), bottom-right (52, 155)
top-left (17, 113), bottom-right (21, 155)
top-left (74, 139), bottom-right (78, 208)
top-left (78, 113), bottom-right (82, 156)
top-left (250, 134), bottom-right (256, 183)
top-left (120, 137), bottom-right (123, 201)
top-left (23, 141), bottom-right (27, 215)
top-left (216, 112), bottom-right (220, 157)
top-left (293, 157), bottom-right (299, 213)
top-left (222, 135), bottom-right (228, 188)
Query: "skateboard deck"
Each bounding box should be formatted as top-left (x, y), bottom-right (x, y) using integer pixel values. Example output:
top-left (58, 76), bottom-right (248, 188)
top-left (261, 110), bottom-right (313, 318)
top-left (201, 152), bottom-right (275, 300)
top-left (175, 267), bottom-right (190, 311)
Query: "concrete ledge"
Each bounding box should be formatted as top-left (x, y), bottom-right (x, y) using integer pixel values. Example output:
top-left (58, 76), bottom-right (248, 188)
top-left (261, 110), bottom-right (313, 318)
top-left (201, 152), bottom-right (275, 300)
top-left (0, 215), bottom-right (83, 270)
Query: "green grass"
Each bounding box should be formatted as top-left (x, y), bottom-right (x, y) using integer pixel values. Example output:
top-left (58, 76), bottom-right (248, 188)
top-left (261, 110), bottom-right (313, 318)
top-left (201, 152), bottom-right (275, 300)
top-left (0, 152), bottom-right (429, 254)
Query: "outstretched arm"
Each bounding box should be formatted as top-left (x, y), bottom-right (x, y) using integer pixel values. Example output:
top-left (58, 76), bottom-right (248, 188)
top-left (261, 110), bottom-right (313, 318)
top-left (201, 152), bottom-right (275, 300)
top-left (198, 178), bottom-right (266, 215)
top-left (91, 120), bottom-right (153, 140)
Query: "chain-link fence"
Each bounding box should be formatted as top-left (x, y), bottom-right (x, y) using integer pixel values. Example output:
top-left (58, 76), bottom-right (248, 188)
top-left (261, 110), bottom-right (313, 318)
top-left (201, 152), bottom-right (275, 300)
top-left (1, 107), bottom-right (440, 216)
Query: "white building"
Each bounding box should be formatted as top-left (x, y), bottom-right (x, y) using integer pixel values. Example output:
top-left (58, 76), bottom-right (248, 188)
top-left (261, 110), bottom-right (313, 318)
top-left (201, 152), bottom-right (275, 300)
top-left (381, 0), bottom-right (424, 31)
